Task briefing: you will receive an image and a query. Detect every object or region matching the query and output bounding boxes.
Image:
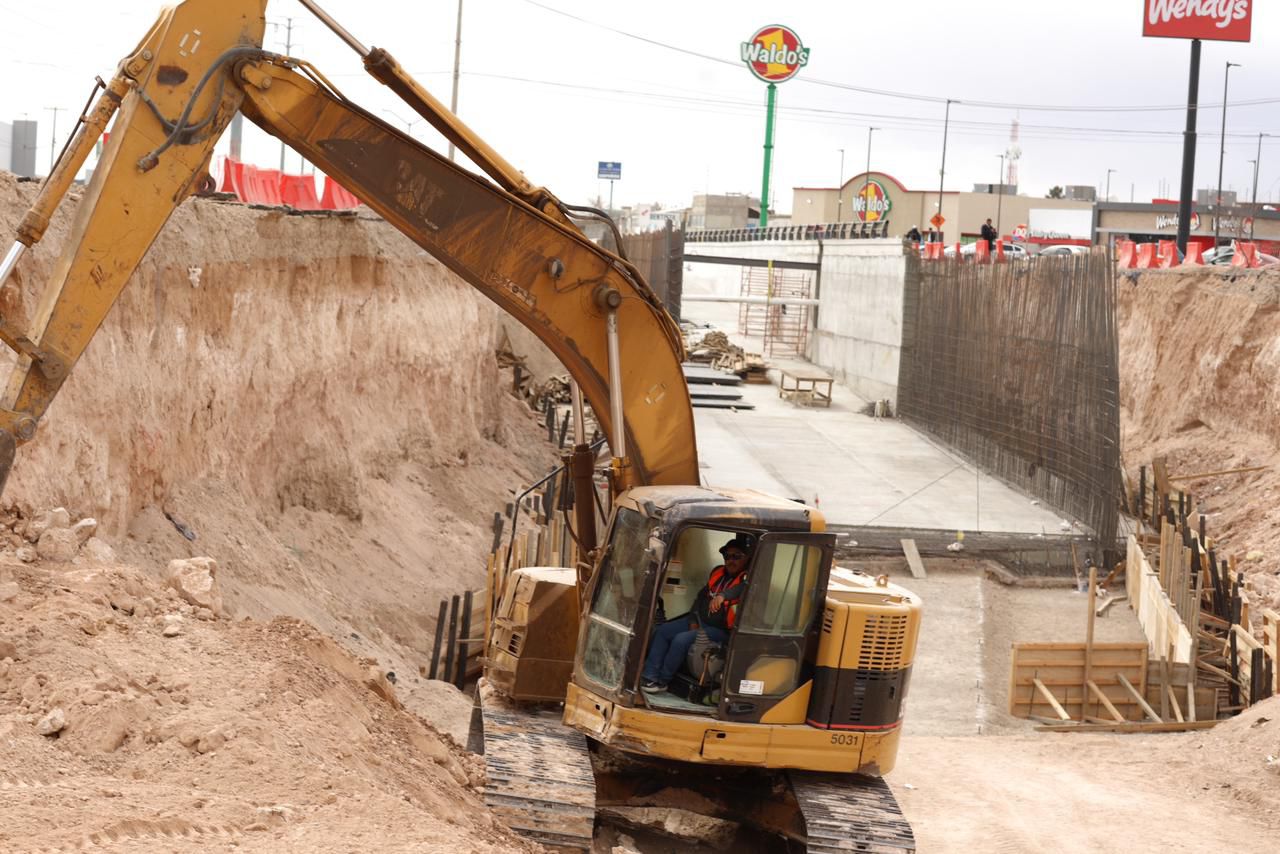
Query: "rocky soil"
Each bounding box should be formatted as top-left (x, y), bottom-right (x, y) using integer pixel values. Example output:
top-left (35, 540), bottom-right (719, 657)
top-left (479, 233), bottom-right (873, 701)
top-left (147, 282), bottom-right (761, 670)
top-left (1118, 266), bottom-right (1280, 613)
top-left (0, 170), bottom-right (561, 850)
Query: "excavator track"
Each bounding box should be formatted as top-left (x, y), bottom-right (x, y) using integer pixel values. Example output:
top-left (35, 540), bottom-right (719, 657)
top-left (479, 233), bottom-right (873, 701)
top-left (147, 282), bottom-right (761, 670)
top-left (473, 679), bottom-right (596, 851)
top-left (790, 771), bottom-right (915, 853)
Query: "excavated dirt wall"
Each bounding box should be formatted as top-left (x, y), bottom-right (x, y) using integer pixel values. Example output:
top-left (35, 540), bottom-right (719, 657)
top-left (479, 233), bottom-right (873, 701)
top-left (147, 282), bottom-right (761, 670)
top-left (1118, 266), bottom-right (1280, 608)
top-left (0, 171), bottom-right (558, 700)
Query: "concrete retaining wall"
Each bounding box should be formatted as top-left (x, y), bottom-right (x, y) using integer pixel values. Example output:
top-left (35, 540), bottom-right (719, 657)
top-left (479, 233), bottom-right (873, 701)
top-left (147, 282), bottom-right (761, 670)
top-left (682, 238), bottom-right (909, 405)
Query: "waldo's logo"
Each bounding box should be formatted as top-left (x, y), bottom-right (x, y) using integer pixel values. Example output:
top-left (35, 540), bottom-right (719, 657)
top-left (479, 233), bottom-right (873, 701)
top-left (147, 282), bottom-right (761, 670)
top-left (854, 179), bottom-right (892, 222)
top-left (741, 25), bottom-right (809, 83)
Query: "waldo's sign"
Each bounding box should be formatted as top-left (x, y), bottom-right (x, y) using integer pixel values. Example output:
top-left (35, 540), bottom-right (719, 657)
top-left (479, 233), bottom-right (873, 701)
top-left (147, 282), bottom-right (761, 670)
top-left (741, 25), bottom-right (809, 83)
top-left (854, 179), bottom-right (892, 222)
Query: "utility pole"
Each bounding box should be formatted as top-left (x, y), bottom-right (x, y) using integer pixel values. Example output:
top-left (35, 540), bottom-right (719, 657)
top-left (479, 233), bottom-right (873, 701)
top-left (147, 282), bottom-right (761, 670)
top-left (996, 153), bottom-right (1005, 237)
top-left (936, 99), bottom-right (953, 243)
top-left (1105, 168), bottom-right (1116, 203)
top-left (1252, 132), bottom-right (1269, 204)
top-left (44, 106), bottom-right (64, 175)
top-left (862, 126), bottom-right (878, 225)
top-left (1215, 60), bottom-right (1241, 250)
top-left (835, 148), bottom-right (845, 223)
top-left (447, 0), bottom-right (463, 162)
top-left (274, 17), bottom-right (295, 172)
top-left (1175, 39), bottom-right (1201, 256)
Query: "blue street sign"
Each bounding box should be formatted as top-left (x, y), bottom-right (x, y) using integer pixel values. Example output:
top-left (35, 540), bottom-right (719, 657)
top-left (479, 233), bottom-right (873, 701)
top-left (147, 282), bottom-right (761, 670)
top-left (597, 161), bottom-right (622, 180)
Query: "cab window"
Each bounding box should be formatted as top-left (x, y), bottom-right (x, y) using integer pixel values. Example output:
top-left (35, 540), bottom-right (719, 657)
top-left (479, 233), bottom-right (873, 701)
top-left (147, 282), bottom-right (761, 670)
top-left (581, 508), bottom-right (650, 689)
top-left (738, 541), bottom-right (821, 636)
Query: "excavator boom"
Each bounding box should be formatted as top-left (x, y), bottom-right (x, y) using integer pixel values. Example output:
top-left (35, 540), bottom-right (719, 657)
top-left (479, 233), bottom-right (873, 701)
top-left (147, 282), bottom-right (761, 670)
top-left (0, 0), bottom-right (697, 496)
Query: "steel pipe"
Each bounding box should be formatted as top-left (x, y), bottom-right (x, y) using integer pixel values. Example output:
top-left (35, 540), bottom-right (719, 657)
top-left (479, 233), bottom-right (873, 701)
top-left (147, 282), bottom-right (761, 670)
top-left (605, 307), bottom-right (626, 462)
top-left (296, 0), bottom-right (370, 56)
top-left (0, 242), bottom-right (27, 290)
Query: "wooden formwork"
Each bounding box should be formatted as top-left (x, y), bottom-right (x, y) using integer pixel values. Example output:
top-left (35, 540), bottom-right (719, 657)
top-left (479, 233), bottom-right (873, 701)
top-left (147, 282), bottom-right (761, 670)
top-left (1009, 643), bottom-right (1149, 721)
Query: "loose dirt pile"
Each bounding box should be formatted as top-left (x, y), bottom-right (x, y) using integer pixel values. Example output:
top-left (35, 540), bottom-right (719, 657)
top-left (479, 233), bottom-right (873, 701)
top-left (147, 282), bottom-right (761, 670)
top-left (0, 552), bottom-right (534, 852)
top-left (1119, 266), bottom-right (1280, 611)
top-left (0, 171), bottom-right (562, 848)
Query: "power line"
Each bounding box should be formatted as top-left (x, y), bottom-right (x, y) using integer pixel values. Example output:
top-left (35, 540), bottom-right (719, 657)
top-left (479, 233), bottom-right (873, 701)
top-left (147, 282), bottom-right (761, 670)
top-left (518, 0), bottom-right (1280, 115)
top-left (460, 70), bottom-right (1280, 143)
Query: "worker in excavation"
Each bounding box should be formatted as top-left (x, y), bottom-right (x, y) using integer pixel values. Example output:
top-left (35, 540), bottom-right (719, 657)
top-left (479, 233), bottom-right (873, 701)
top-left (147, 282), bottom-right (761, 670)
top-left (641, 537), bottom-right (752, 693)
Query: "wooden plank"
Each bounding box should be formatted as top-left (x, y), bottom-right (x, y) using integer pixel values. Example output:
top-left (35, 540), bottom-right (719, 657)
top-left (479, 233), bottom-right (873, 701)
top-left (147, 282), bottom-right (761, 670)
top-left (1117, 672), bottom-right (1162, 723)
top-left (901, 539), bottom-right (927, 579)
top-left (1166, 683), bottom-right (1184, 723)
top-left (1096, 596), bottom-right (1125, 617)
top-left (1088, 680), bottom-right (1125, 723)
top-left (1167, 464), bottom-right (1269, 483)
top-left (1033, 678), bottom-right (1072, 721)
top-left (1035, 720), bottom-right (1219, 734)
top-left (1159, 657), bottom-right (1170, 721)
top-left (1083, 565), bottom-right (1097, 720)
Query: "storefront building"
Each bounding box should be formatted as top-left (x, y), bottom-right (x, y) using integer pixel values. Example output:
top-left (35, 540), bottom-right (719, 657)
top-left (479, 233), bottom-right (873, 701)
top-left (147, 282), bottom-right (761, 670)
top-left (791, 172), bottom-right (1093, 245)
top-left (1093, 202), bottom-right (1280, 255)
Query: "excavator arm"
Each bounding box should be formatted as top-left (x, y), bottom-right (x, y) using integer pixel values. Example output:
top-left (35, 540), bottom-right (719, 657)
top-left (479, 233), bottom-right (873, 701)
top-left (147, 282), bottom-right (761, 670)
top-left (0, 0), bottom-right (698, 496)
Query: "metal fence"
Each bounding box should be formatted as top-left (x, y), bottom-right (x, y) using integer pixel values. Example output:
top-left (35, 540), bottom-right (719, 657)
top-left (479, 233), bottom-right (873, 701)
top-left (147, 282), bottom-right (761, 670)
top-left (686, 220), bottom-right (891, 243)
top-left (896, 253), bottom-right (1122, 548)
top-left (621, 223), bottom-right (683, 322)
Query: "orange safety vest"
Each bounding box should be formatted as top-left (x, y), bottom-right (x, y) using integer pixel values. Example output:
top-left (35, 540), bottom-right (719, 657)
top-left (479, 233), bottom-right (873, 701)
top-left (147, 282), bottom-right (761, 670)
top-left (707, 565), bottom-right (747, 630)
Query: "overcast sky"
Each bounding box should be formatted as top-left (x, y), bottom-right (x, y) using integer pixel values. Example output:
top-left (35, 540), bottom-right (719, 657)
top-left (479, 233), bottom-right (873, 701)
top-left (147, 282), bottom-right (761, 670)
top-left (3, 0), bottom-right (1279, 213)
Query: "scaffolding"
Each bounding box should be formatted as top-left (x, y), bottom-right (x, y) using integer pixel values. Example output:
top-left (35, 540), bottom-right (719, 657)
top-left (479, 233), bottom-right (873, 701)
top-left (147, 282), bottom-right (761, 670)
top-left (737, 266), bottom-right (811, 357)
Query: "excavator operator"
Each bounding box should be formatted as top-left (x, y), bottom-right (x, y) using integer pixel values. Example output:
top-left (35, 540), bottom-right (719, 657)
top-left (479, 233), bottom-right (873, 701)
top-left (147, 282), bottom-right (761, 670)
top-left (641, 536), bottom-right (753, 693)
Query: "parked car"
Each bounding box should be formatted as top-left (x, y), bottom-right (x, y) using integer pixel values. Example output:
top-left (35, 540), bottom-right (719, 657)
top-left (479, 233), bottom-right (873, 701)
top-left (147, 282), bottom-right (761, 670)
top-left (1204, 246), bottom-right (1279, 267)
top-left (1038, 244), bottom-right (1092, 256)
top-left (942, 241), bottom-right (1029, 259)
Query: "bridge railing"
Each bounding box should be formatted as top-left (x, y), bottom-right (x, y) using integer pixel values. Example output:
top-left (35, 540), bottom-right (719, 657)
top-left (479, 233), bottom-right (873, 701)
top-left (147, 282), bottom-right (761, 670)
top-left (685, 221), bottom-right (893, 243)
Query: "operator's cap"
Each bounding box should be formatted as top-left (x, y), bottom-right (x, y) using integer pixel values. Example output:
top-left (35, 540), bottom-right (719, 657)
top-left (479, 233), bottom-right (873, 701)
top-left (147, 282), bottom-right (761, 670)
top-left (719, 536), bottom-right (754, 556)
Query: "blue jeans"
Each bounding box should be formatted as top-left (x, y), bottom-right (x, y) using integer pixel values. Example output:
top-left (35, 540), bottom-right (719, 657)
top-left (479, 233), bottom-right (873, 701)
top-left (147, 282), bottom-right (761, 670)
top-left (643, 619), bottom-right (728, 685)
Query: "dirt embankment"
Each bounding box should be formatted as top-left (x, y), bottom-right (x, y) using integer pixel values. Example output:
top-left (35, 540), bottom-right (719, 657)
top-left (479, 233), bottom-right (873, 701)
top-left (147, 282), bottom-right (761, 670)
top-left (1118, 267), bottom-right (1280, 609)
top-left (0, 170), bottom-right (562, 847)
top-left (0, 557), bottom-right (535, 853)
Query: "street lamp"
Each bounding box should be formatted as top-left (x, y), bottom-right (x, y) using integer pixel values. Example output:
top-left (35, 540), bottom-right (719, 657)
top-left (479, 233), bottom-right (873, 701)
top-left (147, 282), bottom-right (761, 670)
top-left (996, 153), bottom-right (1005, 237)
top-left (862, 126), bottom-right (879, 228)
top-left (1215, 61), bottom-right (1241, 249)
top-left (836, 148), bottom-right (845, 223)
top-left (936, 99), bottom-right (954, 242)
top-left (1105, 168), bottom-right (1116, 203)
top-left (1252, 133), bottom-right (1270, 205)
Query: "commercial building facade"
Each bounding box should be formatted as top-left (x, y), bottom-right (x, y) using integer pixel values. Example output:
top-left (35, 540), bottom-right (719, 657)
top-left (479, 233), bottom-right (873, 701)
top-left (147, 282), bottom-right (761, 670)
top-left (791, 171), bottom-right (1093, 244)
top-left (1093, 202), bottom-right (1280, 254)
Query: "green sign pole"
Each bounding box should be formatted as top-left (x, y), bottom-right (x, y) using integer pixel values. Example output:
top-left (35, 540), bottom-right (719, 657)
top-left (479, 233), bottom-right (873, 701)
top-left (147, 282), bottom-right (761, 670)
top-left (759, 82), bottom-right (777, 229)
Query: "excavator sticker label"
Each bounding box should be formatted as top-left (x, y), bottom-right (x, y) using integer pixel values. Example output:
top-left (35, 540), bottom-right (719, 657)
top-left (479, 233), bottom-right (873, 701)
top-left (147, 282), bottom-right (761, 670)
top-left (738, 679), bottom-right (764, 695)
top-left (740, 26), bottom-right (809, 84)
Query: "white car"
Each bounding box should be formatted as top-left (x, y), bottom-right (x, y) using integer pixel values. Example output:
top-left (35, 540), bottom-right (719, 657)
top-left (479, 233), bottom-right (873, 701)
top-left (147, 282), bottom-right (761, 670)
top-left (943, 241), bottom-right (1029, 259)
top-left (1038, 244), bottom-right (1092, 256)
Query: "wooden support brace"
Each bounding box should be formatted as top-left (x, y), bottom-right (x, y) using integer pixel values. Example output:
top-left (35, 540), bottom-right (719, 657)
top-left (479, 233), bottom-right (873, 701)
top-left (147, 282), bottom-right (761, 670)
top-left (1117, 672), bottom-right (1162, 723)
top-left (1166, 683), bottom-right (1185, 723)
top-left (1033, 677), bottom-right (1072, 721)
top-left (1087, 680), bottom-right (1125, 722)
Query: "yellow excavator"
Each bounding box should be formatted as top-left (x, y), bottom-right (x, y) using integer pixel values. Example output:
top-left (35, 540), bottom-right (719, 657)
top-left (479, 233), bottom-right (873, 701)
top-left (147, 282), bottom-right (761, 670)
top-left (0, 2), bottom-right (922, 850)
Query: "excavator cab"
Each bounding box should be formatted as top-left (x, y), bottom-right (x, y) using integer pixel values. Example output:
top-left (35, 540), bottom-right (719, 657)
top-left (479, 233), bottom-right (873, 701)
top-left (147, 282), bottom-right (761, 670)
top-left (578, 496), bottom-right (832, 723)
